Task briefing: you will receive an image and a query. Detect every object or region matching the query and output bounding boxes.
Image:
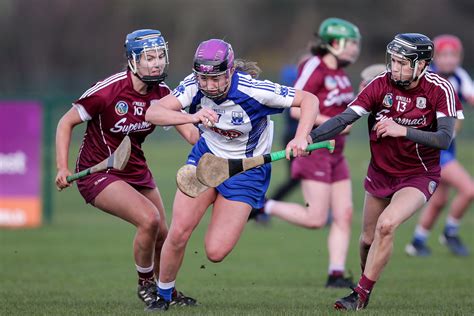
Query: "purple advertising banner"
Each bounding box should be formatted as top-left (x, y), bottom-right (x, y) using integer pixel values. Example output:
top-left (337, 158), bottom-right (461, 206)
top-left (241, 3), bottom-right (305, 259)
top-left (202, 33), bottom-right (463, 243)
top-left (0, 102), bottom-right (42, 196)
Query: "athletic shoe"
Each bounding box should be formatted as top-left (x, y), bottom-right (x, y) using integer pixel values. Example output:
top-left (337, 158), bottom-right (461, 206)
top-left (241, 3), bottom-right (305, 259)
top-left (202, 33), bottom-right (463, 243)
top-left (326, 274), bottom-right (355, 288)
top-left (334, 287), bottom-right (369, 311)
top-left (145, 294), bottom-right (169, 312)
top-left (405, 241), bottom-right (431, 257)
top-left (439, 233), bottom-right (469, 256)
top-left (137, 282), bottom-right (157, 306)
top-left (171, 290), bottom-right (198, 306)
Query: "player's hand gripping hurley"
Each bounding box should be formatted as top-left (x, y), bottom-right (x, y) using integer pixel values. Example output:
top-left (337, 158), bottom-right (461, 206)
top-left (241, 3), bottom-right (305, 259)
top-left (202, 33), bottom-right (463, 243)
top-left (59, 136), bottom-right (131, 190)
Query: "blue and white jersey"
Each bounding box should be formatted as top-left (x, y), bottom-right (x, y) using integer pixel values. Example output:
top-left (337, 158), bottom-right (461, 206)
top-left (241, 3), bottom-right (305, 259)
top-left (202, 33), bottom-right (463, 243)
top-left (172, 71), bottom-right (296, 159)
top-left (430, 66), bottom-right (473, 107)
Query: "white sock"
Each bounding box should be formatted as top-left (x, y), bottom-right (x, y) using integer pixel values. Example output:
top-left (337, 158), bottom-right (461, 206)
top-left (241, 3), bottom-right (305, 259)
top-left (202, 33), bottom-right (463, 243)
top-left (446, 216), bottom-right (460, 227)
top-left (414, 225), bottom-right (430, 238)
top-left (158, 280), bottom-right (176, 290)
top-left (328, 264), bottom-right (345, 275)
top-left (264, 199), bottom-right (275, 215)
top-left (136, 264), bottom-right (154, 273)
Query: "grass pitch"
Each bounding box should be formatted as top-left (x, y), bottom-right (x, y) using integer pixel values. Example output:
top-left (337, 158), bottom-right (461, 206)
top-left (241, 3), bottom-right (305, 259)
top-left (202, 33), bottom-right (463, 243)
top-left (1, 133), bottom-right (473, 315)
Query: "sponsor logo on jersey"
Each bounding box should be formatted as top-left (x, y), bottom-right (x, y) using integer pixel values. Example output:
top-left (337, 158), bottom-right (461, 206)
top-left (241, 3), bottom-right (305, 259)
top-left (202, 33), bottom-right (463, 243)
top-left (115, 101), bottom-right (129, 115)
top-left (324, 76), bottom-right (338, 90)
top-left (416, 97), bottom-right (427, 109)
top-left (110, 117), bottom-right (153, 133)
top-left (274, 84), bottom-right (289, 97)
top-left (209, 126), bottom-right (243, 140)
top-left (231, 111), bottom-right (244, 125)
top-left (375, 109), bottom-right (427, 126)
top-left (428, 181), bottom-right (437, 195)
top-left (133, 101), bottom-right (146, 107)
top-left (382, 93), bottom-right (393, 108)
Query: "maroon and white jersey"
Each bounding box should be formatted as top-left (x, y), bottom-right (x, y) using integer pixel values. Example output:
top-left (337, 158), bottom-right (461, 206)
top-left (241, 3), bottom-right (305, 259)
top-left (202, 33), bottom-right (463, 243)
top-left (73, 71), bottom-right (170, 181)
top-left (294, 55), bottom-right (355, 153)
top-left (350, 72), bottom-right (462, 177)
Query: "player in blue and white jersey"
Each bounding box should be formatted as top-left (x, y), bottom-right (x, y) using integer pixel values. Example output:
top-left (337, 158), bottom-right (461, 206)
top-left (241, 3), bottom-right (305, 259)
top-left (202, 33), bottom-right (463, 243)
top-left (145, 38), bottom-right (319, 310)
top-left (406, 34), bottom-right (474, 257)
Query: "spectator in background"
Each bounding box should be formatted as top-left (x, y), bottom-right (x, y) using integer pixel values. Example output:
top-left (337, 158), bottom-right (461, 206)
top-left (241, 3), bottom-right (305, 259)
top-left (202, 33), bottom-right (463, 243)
top-left (405, 34), bottom-right (473, 257)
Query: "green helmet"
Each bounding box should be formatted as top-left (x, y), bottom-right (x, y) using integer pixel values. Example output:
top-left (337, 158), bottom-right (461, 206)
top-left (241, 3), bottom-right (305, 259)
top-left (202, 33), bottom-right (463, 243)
top-left (318, 18), bottom-right (361, 42)
top-left (317, 18), bottom-right (361, 58)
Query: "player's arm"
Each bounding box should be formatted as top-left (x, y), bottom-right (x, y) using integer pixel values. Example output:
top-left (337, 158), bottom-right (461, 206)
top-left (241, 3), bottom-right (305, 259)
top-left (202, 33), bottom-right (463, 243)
top-left (175, 123), bottom-right (200, 145)
top-left (55, 107), bottom-right (83, 189)
top-left (146, 94), bottom-right (218, 126)
top-left (405, 117), bottom-right (455, 149)
top-left (286, 90), bottom-right (319, 158)
top-left (310, 107), bottom-right (361, 143)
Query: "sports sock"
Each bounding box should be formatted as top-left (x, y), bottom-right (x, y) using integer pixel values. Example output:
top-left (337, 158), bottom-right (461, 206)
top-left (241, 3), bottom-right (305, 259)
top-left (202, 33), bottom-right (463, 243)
top-left (158, 280), bottom-right (175, 302)
top-left (412, 225), bottom-right (430, 245)
top-left (328, 264), bottom-right (345, 277)
top-left (355, 274), bottom-right (375, 301)
top-left (136, 264), bottom-right (154, 285)
top-left (444, 216), bottom-right (460, 237)
top-left (264, 199), bottom-right (275, 215)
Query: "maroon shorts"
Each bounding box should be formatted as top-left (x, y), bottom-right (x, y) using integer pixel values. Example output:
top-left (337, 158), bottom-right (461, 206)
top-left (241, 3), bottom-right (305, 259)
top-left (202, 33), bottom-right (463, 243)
top-left (76, 169), bottom-right (156, 204)
top-left (291, 149), bottom-right (350, 183)
top-left (364, 164), bottom-right (440, 202)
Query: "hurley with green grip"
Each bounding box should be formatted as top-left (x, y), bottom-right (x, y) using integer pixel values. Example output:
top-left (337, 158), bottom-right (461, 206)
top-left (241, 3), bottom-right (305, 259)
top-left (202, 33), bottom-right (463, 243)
top-left (196, 140), bottom-right (335, 188)
top-left (65, 136), bottom-right (131, 184)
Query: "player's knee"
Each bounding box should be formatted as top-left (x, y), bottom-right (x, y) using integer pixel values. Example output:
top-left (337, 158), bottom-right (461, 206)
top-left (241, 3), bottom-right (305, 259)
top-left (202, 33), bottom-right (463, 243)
top-left (461, 181), bottom-right (474, 201)
top-left (205, 245), bottom-right (228, 263)
top-left (167, 224), bottom-right (193, 249)
top-left (376, 218), bottom-right (397, 238)
top-left (360, 234), bottom-right (373, 247)
top-left (305, 207), bottom-right (327, 229)
top-left (333, 206), bottom-right (353, 227)
top-left (305, 217), bottom-right (326, 229)
top-left (144, 211), bottom-right (161, 233)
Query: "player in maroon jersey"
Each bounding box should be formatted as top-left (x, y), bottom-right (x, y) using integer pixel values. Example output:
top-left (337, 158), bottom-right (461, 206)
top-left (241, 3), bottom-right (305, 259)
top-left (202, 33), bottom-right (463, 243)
top-left (249, 17), bottom-right (360, 288)
top-left (309, 33), bottom-right (462, 310)
top-left (55, 29), bottom-right (198, 309)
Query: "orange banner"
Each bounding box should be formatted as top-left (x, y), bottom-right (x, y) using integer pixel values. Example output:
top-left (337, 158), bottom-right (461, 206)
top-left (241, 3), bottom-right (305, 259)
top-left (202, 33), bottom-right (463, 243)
top-left (0, 197), bottom-right (42, 228)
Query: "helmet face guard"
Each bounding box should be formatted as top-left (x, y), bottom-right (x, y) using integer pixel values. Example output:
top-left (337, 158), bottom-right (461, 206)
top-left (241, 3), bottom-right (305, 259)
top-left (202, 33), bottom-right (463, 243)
top-left (386, 33), bottom-right (433, 87)
top-left (192, 39), bottom-right (234, 99)
top-left (125, 29), bottom-right (169, 84)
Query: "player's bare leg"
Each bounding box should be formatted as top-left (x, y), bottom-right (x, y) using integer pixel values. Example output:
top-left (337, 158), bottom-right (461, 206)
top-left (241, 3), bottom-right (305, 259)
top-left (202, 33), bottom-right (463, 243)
top-left (335, 188), bottom-right (424, 311)
top-left (407, 161), bottom-right (473, 257)
top-left (204, 196), bottom-right (252, 262)
top-left (93, 181), bottom-right (162, 306)
top-left (150, 188), bottom-right (216, 310)
top-left (140, 187), bottom-right (169, 276)
top-left (359, 192), bottom-right (389, 271)
top-left (364, 187), bottom-right (425, 280)
top-left (268, 180), bottom-right (331, 228)
top-left (326, 179), bottom-right (354, 288)
top-left (438, 161), bottom-right (474, 256)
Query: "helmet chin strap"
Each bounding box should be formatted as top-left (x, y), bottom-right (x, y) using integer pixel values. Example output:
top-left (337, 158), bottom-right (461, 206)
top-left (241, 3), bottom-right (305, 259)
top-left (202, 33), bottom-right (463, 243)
top-left (128, 59), bottom-right (167, 85)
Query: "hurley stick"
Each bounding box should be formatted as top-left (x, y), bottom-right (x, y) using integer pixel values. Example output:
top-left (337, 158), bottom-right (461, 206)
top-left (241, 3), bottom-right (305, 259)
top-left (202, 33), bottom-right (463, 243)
top-left (197, 140), bottom-right (335, 187)
top-left (66, 136), bottom-right (131, 183)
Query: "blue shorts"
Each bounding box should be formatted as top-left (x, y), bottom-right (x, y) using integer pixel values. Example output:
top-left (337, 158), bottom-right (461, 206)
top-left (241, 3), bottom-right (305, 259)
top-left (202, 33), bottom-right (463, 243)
top-left (186, 138), bottom-right (271, 208)
top-left (440, 139), bottom-right (456, 167)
